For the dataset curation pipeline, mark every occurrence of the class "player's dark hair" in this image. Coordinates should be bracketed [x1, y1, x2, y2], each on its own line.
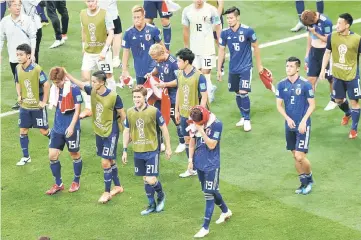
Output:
[190, 108, 203, 122]
[16, 43, 31, 55]
[339, 13, 353, 26]
[92, 71, 107, 82]
[175, 48, 195, 64]
[224, 6, 240, 16]
[286, 57, 301, 67]
[132, 85, 147, 97]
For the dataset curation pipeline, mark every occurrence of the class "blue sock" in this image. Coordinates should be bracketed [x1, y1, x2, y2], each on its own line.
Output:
[295, 0, 305, 20]
[339, 100, 351, 116]
[73, 158, 83, 183]
[20, 134, 29, 158]
[351, 108, 360, 131]
[0, 1, 6, 20]
[177, 125, 185, 144]
[145, 183, 156, 206]
[163, 24, 171, 51]
[203, 193, 215, 230]
[214, 191, 228, 213]
[111, 163, 121, 186]
[236, 94, 244, 117]
[185, 144, 189, 158]
[240, 94, 251, 120]
[50, 160, 62, 186]
[152, 180, 164, 200]
[306, 172, 313, 184]
[103, 167, 112, 192]
[316, 0, 324, 13]
[299, 174, 308, 186]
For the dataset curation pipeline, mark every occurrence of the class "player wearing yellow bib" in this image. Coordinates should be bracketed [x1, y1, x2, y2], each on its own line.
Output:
[80, 0, 115, 119]
[320, 13, 361, 139]
[174, 48, 208, 178]
[122, 86, 172, 215]
[67, 70, 126, 204]
[15, 43, 50, 166]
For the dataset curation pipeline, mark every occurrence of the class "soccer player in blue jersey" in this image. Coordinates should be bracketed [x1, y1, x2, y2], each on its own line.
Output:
[15, 43, 50, 166]
[188, 106, 232, 238]
[46, 67, 83, 195]
[218, 6, 264, 132]
[122, 85, 172, 215]
[291, 0, 324, 32]
[301, 10, 339, 112]
[148, 43, 186, 153]
[121, 5, 163, 85]
[276, 57, 315, 195]
[67, 70, 126, 203]
[143, 0, 172, 51]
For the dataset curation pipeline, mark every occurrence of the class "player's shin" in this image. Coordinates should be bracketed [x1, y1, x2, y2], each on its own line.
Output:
[316, 0, 324, 14]
[338, 99, 351, 116]
[236, 94, 244, 117]
[50, 160, 62, 186]
[214, 191, 228, 213]
[163, 24, 172, 51]
[295, 0, 305, 19]
[81, 91, 91, 109]
[203, 192, 215, 230]
[111, 163, 121, 186]
[103, 167, 112, 193]
[151, 180, 164, 200]
[144, 181, 156, 206]
[20, 134, 29, 158]
[240, 93, 251, 120]
[350, 108, 360, 131]
[72, 157, 83, 184]
[204, 74, 214, 100]
[177, 125, 185, 144]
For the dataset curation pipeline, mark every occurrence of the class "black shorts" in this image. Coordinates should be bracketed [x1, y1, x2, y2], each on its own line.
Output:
[113, 16, 122, 34]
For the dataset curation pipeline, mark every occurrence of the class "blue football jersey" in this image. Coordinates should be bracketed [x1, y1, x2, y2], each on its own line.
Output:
[155, 54, 178, 104]
[276, 77, 314, 131]
[219, 24, 257, 73]
[122, 24, 162, 77]
[308, 14, 333, 40]
[194, 119, 222, 172]
[53, 84, 83, 134]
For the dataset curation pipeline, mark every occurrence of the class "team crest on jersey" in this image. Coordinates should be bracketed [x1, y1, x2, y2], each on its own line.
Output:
[145, 34, 151, 41]
[164, 65, 169, 74]
[239, 34, 245, 42]
[295, 88, 302, 95]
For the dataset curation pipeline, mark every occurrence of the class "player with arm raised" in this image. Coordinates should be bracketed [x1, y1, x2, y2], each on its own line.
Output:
[182, 0, 221, 103]
[276, 57, 315, 195]
[174, 48, 208, 178]
[301, 10, 338, 111]
[320, 13, 361, 139]
[46, 67, 83, 195]
[15, 43, 50, 166]
[217, 6, 264, 132]
[67, 71, 126, 204]
[122, 85, 172, 215]
[188, 106, 232, 238]
[121, 5, 163, 85]
[79, 0, 115, 119]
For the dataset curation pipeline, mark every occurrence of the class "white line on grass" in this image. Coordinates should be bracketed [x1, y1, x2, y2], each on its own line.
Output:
[1, 18, 360, 118]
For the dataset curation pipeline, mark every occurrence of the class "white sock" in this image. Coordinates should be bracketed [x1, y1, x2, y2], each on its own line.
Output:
[204, 74, 213, 96]
[107, 76, 116, 91]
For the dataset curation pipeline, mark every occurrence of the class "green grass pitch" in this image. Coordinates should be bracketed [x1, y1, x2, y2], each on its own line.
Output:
[1, 1, 361, 239]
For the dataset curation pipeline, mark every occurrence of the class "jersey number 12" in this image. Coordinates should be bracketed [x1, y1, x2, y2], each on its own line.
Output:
[196, 24, 202, 32]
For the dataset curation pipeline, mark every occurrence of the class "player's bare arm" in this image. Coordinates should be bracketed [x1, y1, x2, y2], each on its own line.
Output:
[81, 25, 86, 54]
[217, 0, 224, 16]
[276, 98, 296, 129]
[299, 98, 315, 134]
[175, 89, 180, 124]
[66, 103, 81, 138]
[116, 108, 126, 123]
[200, 91, 208, 108]
[66, 73, 87, 91]
[188, 137, 195, 170]
[319, 49, 331, 80]
[183, 25, 190, 48]
[217, 45, 226, 81]
[122, 127, 130, 164]
[40, 81, 50, 108]
[305, 34, 311, 60]
[16, 82, 22, 103]
[100, 29, 114, 60]
[214, 24, 221, 43]
[251, 41, 264, 73]
[121, 48, 130, 77]
[159, 124, 172, 159]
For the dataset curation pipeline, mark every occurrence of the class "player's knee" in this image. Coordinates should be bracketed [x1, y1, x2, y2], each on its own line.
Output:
[101, 159, 111, 169]
[144, 176, 157, 185]
[20, 128, 29, 135]
[49, 149, 60, 160]
[294, 151, 305, 163]
[334, 98, 344, 105]
[160, 18, 170, 26]
[69, 152, 80, 159]
[39, 128, 48, 136]
[202, 69, 211, 74]
[350, 100, 359, 108]
[238, 90, 248, 95]
[184, 136, 190, 144]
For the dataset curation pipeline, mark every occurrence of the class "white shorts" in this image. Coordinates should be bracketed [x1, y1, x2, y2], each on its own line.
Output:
[193, 55, 216, 70]
[81, 51, 113, 74]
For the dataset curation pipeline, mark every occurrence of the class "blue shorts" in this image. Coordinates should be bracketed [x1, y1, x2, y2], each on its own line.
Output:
[134, 151, 160, 176]
[136, 76, 147, 85]
[307, 47, 332, 80]
[228, 69, 253, 92]
[180, 116, 190, 137]
[96, 132, 119, 160]
[197, 168, 220, 193]
[18, 107, 49, 129]
[144, 0, 172, 19]
[49, 129, 80, 152]
[332, 77, 361, 100]
[285, 126, 311, 153]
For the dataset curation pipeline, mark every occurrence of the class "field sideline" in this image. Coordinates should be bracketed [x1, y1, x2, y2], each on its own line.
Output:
[1, 1, 361, 240]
